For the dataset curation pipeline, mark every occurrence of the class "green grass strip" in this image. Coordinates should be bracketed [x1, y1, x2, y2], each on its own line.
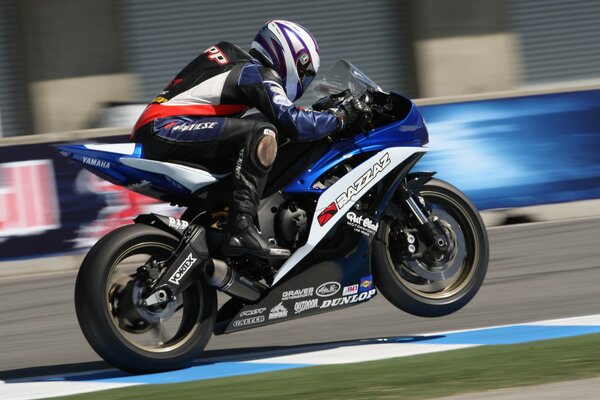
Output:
[54, 333, 600, 400]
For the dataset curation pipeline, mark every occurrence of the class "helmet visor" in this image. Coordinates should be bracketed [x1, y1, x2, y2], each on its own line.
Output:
[301, 69, 316, 90]
[296, 52, 317, 91]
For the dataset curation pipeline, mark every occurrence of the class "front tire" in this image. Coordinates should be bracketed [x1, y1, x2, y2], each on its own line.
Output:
[373, 179, 489, 317]
[75, 224, 216, 373]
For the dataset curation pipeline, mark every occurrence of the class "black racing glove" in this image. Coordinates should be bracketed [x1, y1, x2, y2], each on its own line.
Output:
[312, 90, 350, 111]
[330, 93, 372, 132]
[311, 96, 336, 112]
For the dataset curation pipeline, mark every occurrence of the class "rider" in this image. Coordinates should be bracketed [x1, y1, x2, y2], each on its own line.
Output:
[132, 19, 371, 259]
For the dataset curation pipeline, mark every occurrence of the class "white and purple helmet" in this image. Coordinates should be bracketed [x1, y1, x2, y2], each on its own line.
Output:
[251, 20, 320, 101]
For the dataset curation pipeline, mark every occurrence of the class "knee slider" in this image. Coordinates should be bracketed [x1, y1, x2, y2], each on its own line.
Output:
[255, 128, 278, 168]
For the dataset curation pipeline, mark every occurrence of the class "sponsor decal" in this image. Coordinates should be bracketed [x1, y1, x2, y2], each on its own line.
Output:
[273, 94, 293, 106]
[269, 83, 287, 97]
[298, 52, 310, 65]
[282, 287, 314, 301]
[320, 289, 377, 309]
[359, 275, 373, 293]
[239, 307, 266, 317]
[294, 298, 319, 314]
[82, 156, 110, 169]
[172, 122, 218, 131]
[168, 253, 197, 285]
[263, 129, 276, 138]
[235, 148, 244, 179]
[126, 180, 151, 192]
[268, 82, 293, 106]
[153, 96, 168, 104]
[268, 302, 288, 320]
[345, 212, 379, 236]
[204, 45, 229, 65]
[343, 284, 358, 296]
[317, 202, 338, 226]
[232, 315, 265, 327]
[336, 152, 391, 210]
[316, 282, 341, 297]
[168, 217, 189, 230]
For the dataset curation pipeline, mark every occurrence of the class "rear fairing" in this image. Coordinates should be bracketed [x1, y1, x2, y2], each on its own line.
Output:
[56, 143, 222, 206]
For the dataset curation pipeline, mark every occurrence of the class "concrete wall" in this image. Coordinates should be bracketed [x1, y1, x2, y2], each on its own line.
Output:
[412, 0, 521, 97]
[19, 0, 137, 134]
[29, 73, 137, 133]
[3, 0, 532, 135]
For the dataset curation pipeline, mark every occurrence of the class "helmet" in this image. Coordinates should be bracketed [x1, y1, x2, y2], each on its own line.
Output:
[251, 20, 320, 101]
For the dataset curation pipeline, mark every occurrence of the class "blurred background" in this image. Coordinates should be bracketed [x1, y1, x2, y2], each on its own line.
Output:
[0, 0, 599, 137]
[0, 1, 600, 391]
[1, 0, 599, 259]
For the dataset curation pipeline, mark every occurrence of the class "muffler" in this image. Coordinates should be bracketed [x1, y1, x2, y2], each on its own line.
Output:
[204, 258, 267, 302]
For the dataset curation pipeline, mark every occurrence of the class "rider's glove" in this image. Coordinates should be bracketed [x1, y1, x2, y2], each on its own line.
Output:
[312, 90, 349, 111]
[329, 94, 372, 132]
[312, 96, 336, 112]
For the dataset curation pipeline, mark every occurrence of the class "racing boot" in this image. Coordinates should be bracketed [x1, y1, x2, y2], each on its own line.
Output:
[222, 123, 290, 259]
[224, 212, 290, 259]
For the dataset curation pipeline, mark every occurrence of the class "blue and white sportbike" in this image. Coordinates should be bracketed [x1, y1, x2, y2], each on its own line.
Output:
[58, 60, 489, 373]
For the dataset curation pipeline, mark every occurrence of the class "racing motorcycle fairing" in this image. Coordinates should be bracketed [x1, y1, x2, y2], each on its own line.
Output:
[55, 89, 428, 207]
[58, 59, 434, 332]
[56, 142, 222, 206]
[64, 59, 489, 373]
[271, 146, 428, 286]
[283, 92, 429, 195]
[220, 151, 428, 333]
[222, 221, 375, 333]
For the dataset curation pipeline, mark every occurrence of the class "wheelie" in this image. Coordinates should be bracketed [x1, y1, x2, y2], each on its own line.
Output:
[57, 20, 489, 373]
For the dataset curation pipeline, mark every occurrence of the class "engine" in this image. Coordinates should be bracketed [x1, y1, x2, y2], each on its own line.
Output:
[275, 203, 308, 249]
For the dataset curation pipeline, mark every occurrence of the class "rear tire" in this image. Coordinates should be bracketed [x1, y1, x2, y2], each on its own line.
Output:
[373, 179, 488, 317]
[75, 224, 216, 373]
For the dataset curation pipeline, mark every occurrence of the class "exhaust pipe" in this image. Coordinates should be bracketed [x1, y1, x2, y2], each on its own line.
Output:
[204, 258, 267, 302]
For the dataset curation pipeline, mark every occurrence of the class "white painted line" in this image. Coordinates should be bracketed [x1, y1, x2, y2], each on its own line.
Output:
[3, 313, 600, 400]
[527, 314, 600, 326]
[246, 343, 476, 365]
[405, 313, 600, 338]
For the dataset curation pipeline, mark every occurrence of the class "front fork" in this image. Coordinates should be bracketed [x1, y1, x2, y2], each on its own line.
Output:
[396, 180, 451, 262]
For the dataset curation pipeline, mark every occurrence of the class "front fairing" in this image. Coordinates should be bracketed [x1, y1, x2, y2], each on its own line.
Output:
[284, 92, 429, 194]
[358, 92, 429, 150]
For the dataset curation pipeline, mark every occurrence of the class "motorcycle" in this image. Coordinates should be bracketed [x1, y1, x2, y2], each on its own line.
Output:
[57, 60, 489, 373]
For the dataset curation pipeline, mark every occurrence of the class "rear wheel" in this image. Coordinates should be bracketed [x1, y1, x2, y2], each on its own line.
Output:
[373, 179, 488, 317]
[75, 224, 216, 373]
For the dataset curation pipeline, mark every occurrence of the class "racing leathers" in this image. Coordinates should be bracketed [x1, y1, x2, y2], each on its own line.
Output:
[132, 42, 343, 258]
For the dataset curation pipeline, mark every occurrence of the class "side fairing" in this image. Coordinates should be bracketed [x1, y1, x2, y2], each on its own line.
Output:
[273, 146, 428, 285]
[223, 221, 376, 334]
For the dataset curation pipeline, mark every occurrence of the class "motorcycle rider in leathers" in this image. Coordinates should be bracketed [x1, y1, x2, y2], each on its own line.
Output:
[132, 20, 371, 259]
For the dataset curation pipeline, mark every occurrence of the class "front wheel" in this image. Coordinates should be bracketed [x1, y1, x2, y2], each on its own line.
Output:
[75, 224, 216, 373]
[373, 179, 489, 317]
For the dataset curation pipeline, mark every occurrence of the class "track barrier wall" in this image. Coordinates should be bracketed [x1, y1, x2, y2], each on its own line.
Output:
[0, 89, 599, 260]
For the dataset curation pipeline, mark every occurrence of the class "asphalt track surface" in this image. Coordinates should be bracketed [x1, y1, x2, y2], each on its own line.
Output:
[1, 217, 599, 380]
